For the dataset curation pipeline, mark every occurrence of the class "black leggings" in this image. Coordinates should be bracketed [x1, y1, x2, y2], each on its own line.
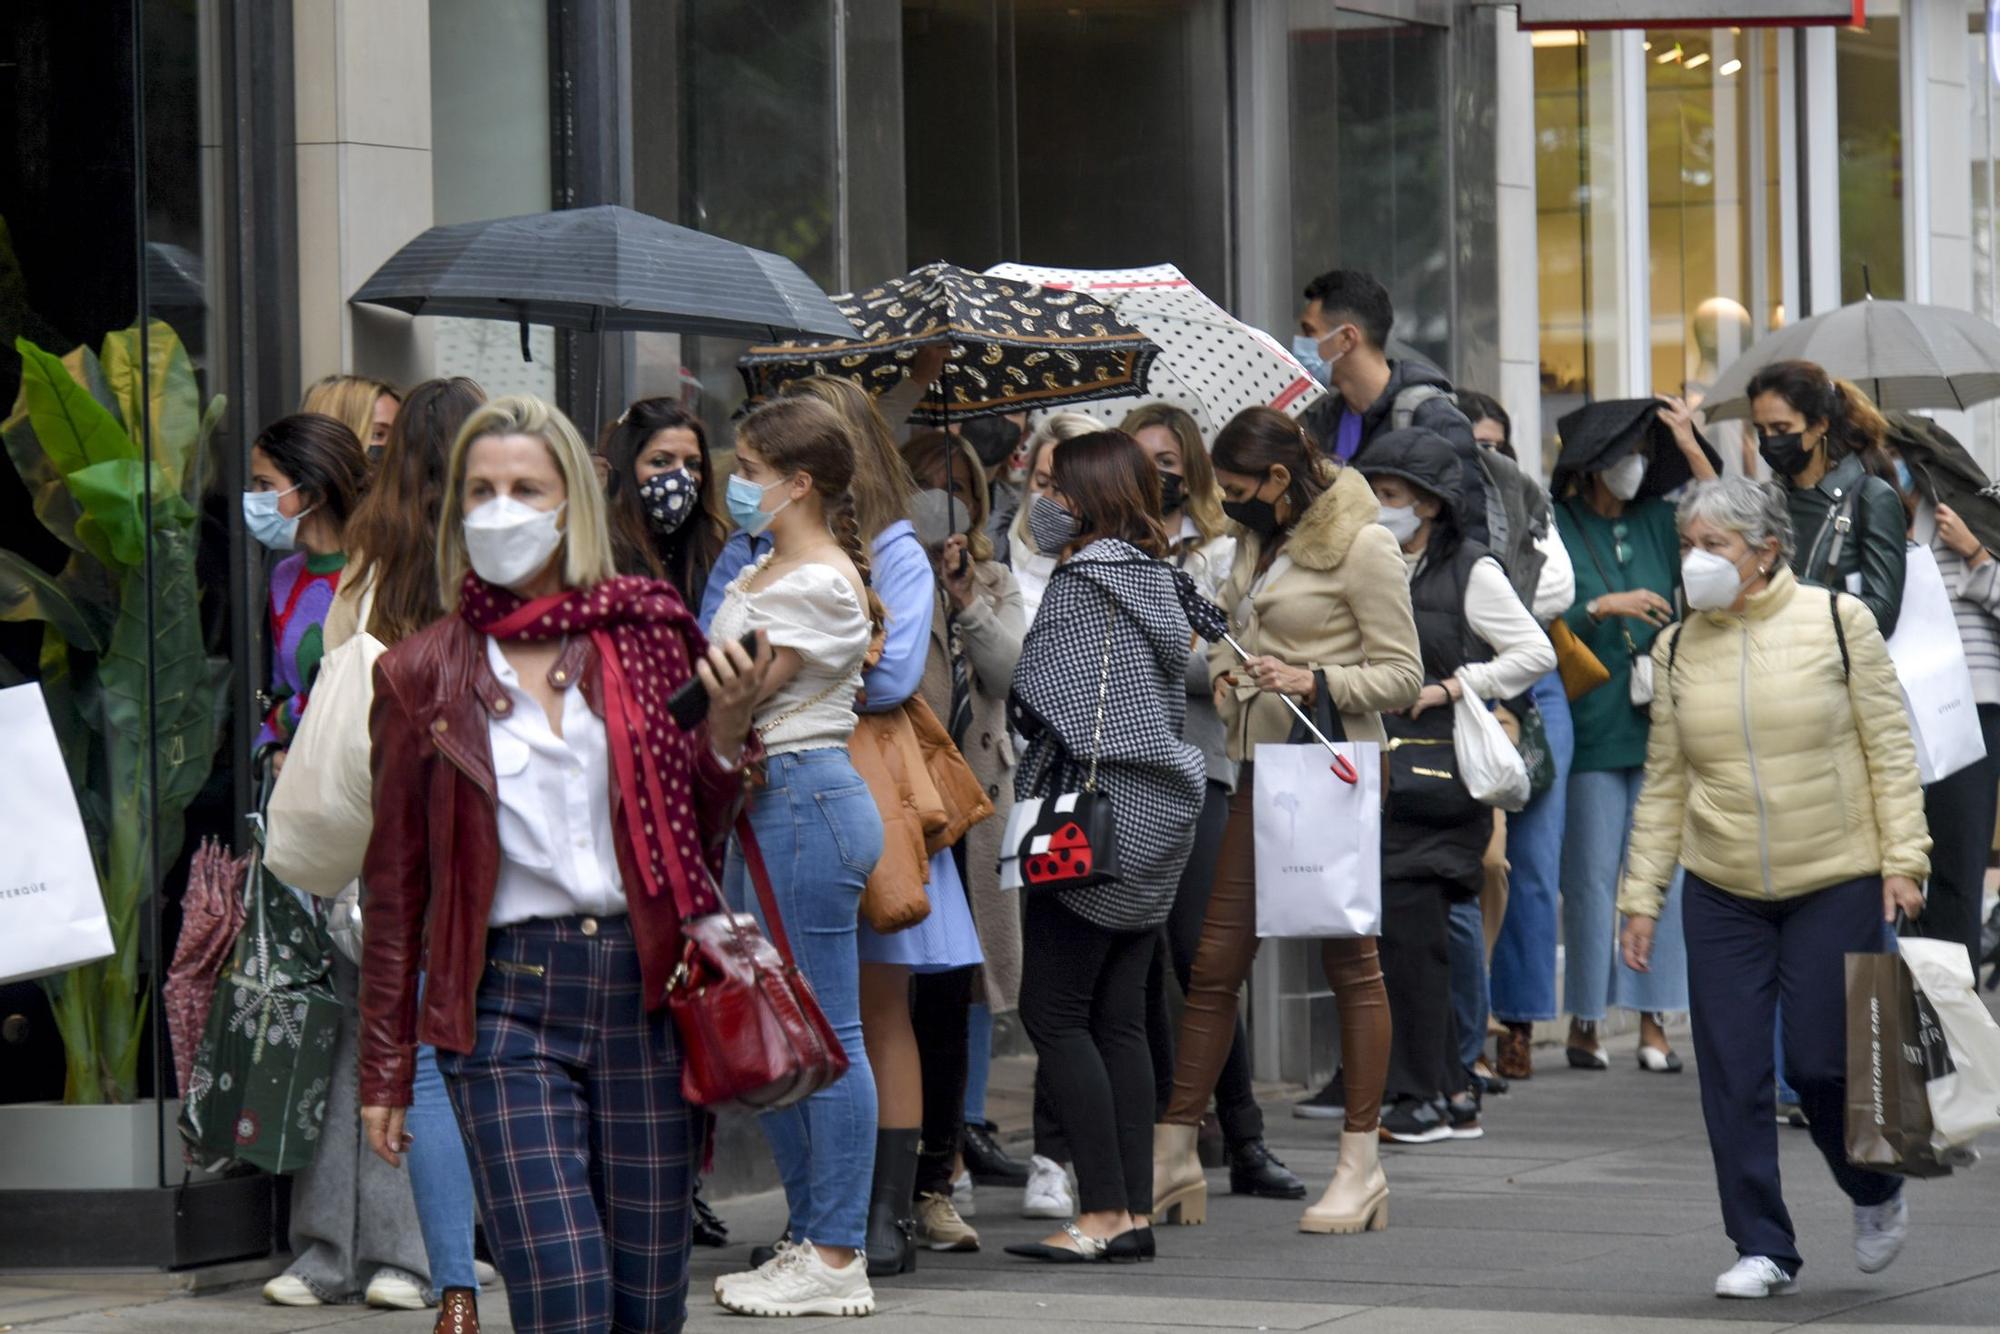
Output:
[1019, 894, 1156, 1215]
[1380, 876, 1462, 1103]
[1146, 781, 1261, 1144]
[912, 965, 975, 1197]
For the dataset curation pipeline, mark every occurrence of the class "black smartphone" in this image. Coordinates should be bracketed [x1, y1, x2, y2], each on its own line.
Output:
[667, 630, 761, 731]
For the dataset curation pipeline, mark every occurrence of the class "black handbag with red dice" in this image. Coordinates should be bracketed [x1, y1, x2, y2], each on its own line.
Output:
[999, 594, 1122, 894]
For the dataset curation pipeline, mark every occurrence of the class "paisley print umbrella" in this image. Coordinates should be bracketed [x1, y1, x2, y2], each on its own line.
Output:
[737, 260, 1159, 422]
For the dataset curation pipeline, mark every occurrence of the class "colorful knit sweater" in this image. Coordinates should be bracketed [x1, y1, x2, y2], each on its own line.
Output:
[256, 550, 345, 751]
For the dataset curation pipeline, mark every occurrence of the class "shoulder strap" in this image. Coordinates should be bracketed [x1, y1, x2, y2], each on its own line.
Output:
[1828, 590, 1850, 681]
[1808, 487, 1861, 582]
[732, 813, 798, 967]
[1391, 383, 1451, 432]
[1565, 500, 1625, 595]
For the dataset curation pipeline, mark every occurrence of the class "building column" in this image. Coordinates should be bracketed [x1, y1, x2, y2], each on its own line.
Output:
[1912, 0, 1979, 456]
[1493, 6, 1542, 475]
[293, 0, 434, 390]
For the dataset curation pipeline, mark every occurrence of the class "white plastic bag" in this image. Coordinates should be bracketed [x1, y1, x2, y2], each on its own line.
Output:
[1453, 691, 1530, 813]
[264, 628, 385, 897]
[1886, 544, 1985, 785]
[1898, 936, 2000, 1149]
[0, 684, 114, 984]
[1251, 739, 1383, 938]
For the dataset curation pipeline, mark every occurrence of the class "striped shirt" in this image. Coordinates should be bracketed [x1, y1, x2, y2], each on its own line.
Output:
[1916, 504, 2000, 706]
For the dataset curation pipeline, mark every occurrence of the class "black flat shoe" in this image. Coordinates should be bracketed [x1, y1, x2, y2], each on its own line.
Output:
[748, 1231, 789, 1268]
[690, 1182, 729, 1247]
[1227, 1139, 1307, 1199]
[961, 1120, 1030, 1186]
[1004, 1223, 1112, 1264]
[1108, 1226, 1154, 1262]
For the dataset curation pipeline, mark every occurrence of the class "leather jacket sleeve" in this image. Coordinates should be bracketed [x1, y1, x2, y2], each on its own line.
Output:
[357, 659, 430, 1108]
[1852, 477, 1910, 639]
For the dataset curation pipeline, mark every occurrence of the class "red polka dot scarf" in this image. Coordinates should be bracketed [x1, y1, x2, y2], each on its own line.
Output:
[459, 572, 715, 915]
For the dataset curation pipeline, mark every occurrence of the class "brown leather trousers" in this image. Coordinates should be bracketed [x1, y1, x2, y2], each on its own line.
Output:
[1166, 766, 1390, 1133]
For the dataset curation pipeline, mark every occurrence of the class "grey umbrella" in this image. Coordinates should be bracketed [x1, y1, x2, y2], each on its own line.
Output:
[1701, 299, 2000, 420]
[350, 204, 855, 346]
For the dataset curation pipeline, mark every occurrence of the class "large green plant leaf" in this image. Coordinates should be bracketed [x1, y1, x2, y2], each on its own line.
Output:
[15, 337, 135, 475]
[101, 321, 196, 494]
[3, 401, 85, 554]
[0, 549, 109, 651]
[186, 392, 227, 507]
[63, 460, 149, 567]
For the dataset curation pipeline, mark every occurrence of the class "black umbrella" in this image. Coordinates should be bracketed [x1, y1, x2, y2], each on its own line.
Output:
[352, 204, 855, 348]
[1550, 398, 1721, 501]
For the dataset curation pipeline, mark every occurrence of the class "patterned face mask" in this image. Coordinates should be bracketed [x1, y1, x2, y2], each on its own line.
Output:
[638, 467, 699, 537]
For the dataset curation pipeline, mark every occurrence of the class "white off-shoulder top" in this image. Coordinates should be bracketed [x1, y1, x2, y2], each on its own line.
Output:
[708, 555, 872, 756]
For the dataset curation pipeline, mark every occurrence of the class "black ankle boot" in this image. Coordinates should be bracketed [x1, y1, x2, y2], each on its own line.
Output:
[690, 1179, 729, 1247]
[1226, 1138, 1307, 1199]
[961, 1120, 1029, 1186]
[865, 1127, 921, 1277]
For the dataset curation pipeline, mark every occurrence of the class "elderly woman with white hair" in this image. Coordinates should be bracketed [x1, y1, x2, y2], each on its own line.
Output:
[1617, 477, 1930, 1302]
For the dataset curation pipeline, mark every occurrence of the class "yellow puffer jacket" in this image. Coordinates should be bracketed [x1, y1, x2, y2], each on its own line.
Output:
[1619, 568, 1930, 917]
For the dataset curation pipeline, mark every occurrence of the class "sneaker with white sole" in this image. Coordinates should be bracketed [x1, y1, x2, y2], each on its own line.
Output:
[951, 1168, 977, 1219]
[364, 1268, 427, 1310]
[714, 1240, 874, 1318]
[261, 1274, 321, 1307]
[1021, 1154, 1077, 1219]
[474, 1260, 499, 1288]
[1855, 1194, 1909, 1273]
[1714, 1255, 1799, 1299]
[914, 1191, 980, 1251]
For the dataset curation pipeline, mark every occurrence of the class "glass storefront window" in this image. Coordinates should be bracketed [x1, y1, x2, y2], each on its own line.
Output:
[1838, 5, 1905, 302]
[1288, 4, 1451, 367]
[1531, 28, 1600, 437]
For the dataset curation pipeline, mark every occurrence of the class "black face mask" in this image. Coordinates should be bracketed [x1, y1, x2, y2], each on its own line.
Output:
[1759, 431, 1813, 479]
[1222, 496, 1281, 538]
[1157, 470, 1186, 514]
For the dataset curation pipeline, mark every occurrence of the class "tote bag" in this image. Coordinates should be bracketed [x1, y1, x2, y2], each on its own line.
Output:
[1897, 936, 2000, 1149]
[1252, 676, 1383, 939]
[1844, 948, 1957, 1178]
[0, 684, 115, 985]
[265, 584, 384, 897]
[1885, 543, 1985, 785]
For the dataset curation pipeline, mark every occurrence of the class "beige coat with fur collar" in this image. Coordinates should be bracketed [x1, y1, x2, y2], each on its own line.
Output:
[1210, 464, 1423, 758]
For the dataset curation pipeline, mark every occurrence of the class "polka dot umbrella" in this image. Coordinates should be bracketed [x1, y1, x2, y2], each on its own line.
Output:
[985, 262, 1327, 443]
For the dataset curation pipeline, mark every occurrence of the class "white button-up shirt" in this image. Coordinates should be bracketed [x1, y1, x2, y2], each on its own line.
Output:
[484, 637, 627, 927]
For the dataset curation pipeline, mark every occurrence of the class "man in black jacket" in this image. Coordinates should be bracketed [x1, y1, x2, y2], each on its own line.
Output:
[1296, 269, 1488, 545]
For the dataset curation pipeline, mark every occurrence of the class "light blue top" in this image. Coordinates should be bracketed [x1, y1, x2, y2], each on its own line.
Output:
[698, 530, 770, 632]
[862, 520, 929, 713]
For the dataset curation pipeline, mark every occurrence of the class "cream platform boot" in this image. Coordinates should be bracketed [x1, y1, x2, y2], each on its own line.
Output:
[1299, 1130, 1389, 1234]
[1151, 1123, 1208, 1225]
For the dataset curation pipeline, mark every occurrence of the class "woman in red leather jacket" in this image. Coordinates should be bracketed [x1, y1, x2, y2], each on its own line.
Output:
[357, 393, 766, 1334]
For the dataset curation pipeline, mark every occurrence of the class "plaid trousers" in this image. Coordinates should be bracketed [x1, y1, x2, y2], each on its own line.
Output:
[438, 915, 699, 1334]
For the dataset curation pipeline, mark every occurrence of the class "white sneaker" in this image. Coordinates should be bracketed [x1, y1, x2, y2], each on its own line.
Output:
[1855, 1194, 1909, 1273]
[713, 1240, 875, 1318]
[364, 1268, 428, 1310]
[1021, 1154, 1076, 1219]
[951, 1168, 977, 1218]
[474, 1260, 499, 1288]
[261, 1274, 321, 1307]
[1714, 1255, 1799, 1299]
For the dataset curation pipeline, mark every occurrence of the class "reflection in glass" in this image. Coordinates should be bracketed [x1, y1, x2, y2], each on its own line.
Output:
[1837, 12, 1904, 302]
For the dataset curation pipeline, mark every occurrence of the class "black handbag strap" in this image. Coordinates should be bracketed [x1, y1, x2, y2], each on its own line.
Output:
[1286, 668, 1350, 746]
[1566, 501, 1641, 658]
[1805, 488, 1860, 587]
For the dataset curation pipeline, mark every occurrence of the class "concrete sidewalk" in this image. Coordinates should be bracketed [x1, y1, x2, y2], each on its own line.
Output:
[5, 1035, 1999, 1332]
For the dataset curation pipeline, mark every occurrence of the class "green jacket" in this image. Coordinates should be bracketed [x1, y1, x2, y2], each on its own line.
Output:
[1785, 454, 1908, 638]
[1556, 497, 1680, 774]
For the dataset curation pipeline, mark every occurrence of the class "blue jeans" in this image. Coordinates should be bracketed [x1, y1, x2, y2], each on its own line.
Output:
[1447, 898, 1487, 1073]
[1561, 766, 1689, 1020]
[724, 749, 884, 1249]
[963, 1003, 993, 1124]
[407, 1038, 480, 1292]
[1490, 673, 1573, 1022]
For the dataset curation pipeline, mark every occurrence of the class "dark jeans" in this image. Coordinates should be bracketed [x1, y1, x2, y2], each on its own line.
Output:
[1019, 894, 1156, 1216]
[1683, 872, 1901, 1273]
[1380, 876, 1461, 1103]
[912, 965, 975, 1197]
[1918, 700, 2000, 967]
[1146, 781, 1262, 1144]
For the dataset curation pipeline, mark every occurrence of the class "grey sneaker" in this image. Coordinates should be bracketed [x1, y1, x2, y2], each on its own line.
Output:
[1855, 1194, 1909, 1273]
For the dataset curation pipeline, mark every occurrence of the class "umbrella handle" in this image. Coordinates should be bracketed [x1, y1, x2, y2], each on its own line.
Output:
[1220, 632, 1356, 781]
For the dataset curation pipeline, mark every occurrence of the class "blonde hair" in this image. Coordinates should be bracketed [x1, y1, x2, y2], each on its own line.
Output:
[1118, 402, 1226, 543]
[302, 373, 400, 446]
[779, 375, 917, 543]
[437, 394, 617, 607]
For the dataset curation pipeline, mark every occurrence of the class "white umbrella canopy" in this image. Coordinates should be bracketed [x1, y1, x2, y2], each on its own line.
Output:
[984, 262, 1326, 441]
[1701, 299, 2000, 421]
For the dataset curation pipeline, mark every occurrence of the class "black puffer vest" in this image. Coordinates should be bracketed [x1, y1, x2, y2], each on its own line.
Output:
[1408, 538, 1494, 684]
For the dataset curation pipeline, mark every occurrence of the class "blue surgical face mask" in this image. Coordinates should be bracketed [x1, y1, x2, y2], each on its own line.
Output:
[1893, 457, 1914, 494]
[243, 485, 310, 551]
[726, 472, 792, 537]
[1292, 333, 1331, 385]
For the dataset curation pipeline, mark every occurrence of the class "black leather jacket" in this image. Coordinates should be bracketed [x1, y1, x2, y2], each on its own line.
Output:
[1785, 453, 1909, 638]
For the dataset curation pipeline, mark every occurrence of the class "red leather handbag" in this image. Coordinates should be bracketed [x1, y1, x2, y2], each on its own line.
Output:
[666, 814, 849, 1111]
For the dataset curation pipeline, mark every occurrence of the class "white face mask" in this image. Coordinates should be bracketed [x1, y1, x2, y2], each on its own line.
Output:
[1682, 548, 1752, 612]
[464, 495, 566, 590]
[1377, 502, 1422, 546]
[1602, 453, 1648, 502]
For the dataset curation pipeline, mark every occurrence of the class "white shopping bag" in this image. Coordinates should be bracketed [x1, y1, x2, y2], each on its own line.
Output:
[1898, 936, 2000, 1149]
[1251, 740, 1383, 938]
[0, 684, 114, 984]
[1453, 691, 1530, 813]
[1887, 544, 1985, 785]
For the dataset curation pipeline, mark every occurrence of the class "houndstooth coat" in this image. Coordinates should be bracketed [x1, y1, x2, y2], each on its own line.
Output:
[1010, 540, 1204, 932]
